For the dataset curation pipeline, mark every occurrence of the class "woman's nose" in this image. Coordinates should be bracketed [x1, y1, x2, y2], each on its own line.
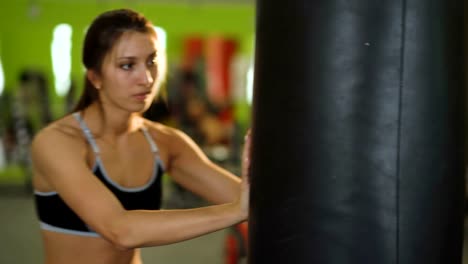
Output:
[138, 67, 154, 86]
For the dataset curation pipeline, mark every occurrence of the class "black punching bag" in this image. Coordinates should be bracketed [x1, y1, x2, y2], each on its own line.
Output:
[249, 1, 466, 264]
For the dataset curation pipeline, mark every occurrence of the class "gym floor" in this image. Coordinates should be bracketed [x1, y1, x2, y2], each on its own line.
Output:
[0, 190, 467, 264]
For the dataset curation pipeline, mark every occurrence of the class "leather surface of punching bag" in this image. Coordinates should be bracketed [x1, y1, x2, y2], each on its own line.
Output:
[248, 1, 466, 263]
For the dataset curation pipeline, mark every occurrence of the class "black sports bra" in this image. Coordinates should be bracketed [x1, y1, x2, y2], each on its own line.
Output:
[34, 112, 164, 237]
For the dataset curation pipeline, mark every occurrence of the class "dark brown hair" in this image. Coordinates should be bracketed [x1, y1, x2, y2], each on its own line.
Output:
[72, 9, 157, 112]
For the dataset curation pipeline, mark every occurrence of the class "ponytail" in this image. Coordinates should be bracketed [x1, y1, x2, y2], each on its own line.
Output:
[71, 76, 99, 113]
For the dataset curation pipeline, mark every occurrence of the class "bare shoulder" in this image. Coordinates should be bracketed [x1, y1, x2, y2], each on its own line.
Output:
[31, 115, 90, 189]
[142, 119, 188, 142]
[142, 119, 207, 161]
[31, 115, 87, 158]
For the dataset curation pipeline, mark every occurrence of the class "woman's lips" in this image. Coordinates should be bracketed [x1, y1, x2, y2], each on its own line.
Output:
[133, 92, 150, 101]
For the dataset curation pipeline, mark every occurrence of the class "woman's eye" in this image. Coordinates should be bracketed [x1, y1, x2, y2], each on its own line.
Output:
[120, 63, 133, 70]
[148, 58, 157, 66]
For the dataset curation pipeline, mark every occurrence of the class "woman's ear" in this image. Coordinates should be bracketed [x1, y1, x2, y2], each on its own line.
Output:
[87, 70, 102, 89]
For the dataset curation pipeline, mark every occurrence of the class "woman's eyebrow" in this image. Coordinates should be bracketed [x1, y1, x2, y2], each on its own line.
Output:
[116, 56, 137, 60]
[117, 51, 157, 60]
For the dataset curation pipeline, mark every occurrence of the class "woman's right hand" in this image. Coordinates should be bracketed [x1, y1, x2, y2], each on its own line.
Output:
[239, 129, 252, 220]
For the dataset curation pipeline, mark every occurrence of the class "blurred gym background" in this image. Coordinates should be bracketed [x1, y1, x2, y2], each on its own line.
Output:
[0, 0, 253, 263]
[1, 1, 468, 264]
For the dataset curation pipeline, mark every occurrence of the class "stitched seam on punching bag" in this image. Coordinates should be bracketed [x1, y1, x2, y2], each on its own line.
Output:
[396, 0, 407, 263]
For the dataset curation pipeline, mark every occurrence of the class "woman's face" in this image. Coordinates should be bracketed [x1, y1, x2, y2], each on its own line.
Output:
[94, 31, 159, 113]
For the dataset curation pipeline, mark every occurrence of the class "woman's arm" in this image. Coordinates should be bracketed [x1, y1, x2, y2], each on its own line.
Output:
[161, 126, 243, 204]
[31, 127, 250, 250]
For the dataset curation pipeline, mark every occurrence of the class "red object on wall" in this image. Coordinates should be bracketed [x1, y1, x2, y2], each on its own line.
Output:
[182, 36, 205, 71]
[224, 222, 248, 264]
[181, 35, 238, 130]
[205, 36, 238, 107]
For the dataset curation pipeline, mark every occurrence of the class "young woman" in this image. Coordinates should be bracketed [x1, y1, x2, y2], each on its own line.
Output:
[31, 8, 250, 264]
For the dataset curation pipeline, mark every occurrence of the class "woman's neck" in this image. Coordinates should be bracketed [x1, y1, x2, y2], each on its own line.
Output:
[83, 103, 143, 138]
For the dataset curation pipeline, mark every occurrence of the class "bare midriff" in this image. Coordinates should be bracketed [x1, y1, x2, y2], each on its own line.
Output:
[40, 230, 142, 264]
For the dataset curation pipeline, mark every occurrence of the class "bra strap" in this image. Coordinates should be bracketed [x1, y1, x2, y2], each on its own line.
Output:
[72, 112, 100, 155]
[141, 126, 159, 154]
